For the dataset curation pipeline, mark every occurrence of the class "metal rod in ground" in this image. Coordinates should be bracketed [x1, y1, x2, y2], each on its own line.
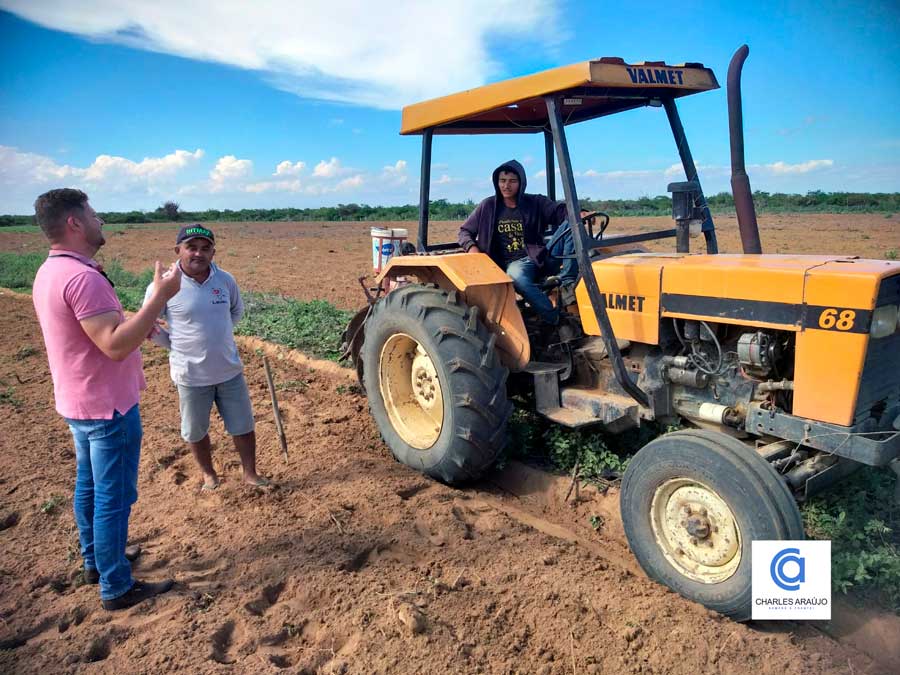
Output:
[564, 458, 581, 502]
[262, 355, 288, 461]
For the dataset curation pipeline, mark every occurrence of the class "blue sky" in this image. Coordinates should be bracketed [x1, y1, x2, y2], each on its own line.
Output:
[1, 0, 898, 214]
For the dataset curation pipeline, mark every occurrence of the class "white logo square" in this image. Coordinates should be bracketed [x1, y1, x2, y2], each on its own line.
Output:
[752, 540, 831, 620]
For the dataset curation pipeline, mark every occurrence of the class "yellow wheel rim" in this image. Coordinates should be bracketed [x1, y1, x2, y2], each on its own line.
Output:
[379, 333, 444, 449]
[650, 478, 742, 584]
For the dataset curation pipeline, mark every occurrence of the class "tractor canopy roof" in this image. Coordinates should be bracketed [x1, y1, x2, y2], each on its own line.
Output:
[400, 58, 719, 136]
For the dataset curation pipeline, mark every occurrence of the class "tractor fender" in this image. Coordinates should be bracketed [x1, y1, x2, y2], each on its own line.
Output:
[376, 252, 530, 371]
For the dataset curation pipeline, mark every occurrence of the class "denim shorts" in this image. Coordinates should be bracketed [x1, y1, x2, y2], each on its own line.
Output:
[176, 373, 255, 442]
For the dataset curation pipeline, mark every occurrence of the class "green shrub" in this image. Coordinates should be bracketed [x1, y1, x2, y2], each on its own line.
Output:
[235, 293, 352, 361]
[102, 259, 153, 289]
[0, 252, 44, 290]
[801, 466, 900, 610]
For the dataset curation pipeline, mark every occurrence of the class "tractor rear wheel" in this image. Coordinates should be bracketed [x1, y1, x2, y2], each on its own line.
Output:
[620, 429, 804, 620]
[361, 284, 511, 484]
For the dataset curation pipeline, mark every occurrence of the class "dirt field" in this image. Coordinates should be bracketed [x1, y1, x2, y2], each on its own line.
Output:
[1, 215, 899, 673]
[1, 213, 897, 310]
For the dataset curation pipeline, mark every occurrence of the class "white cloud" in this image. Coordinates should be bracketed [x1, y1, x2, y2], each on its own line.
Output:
[245, 179, 301, 194]
[313, 157, 344, 178]
[0, 0, 560, 109]
[381, 160, 408, 187]
[0, 146, 205, 188]
[436, 174, 453, 185]
[383, 160, 407, 175]
[337, 174, 365, 190]
[765, 159, 834, 175]
[209, 155, 253, 191]
[0, 146, 77, 184]
[83, 149, 205, 182]
[273, 160, 306, 177]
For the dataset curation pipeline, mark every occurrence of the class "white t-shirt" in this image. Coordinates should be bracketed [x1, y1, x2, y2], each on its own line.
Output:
[144, 262, 244, 387]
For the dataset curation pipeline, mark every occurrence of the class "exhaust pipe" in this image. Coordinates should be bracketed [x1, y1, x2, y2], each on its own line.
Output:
[728, 45, 762, 254]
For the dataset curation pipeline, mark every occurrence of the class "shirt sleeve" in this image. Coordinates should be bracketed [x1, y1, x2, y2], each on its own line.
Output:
[230, 276, 244, 324]
[64, 270, 121, 321]
[150, 325, 171, 349]
[458, 201, 485, 251]
[538, 196, 570, 230]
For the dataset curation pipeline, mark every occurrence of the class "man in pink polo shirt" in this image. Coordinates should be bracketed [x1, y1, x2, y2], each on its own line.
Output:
[32, 188, 181, 611]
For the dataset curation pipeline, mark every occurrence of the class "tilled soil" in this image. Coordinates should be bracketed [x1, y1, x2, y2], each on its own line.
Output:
[1, 213, 897, 310]
[0, 291, 891, 674]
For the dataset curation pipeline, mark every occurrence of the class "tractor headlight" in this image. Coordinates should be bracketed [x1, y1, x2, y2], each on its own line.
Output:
[870, 304, 899, 338]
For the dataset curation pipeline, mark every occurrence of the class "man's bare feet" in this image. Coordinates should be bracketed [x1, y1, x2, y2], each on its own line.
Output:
[201, 474, 220, 491]
[243, 473, 272, 488]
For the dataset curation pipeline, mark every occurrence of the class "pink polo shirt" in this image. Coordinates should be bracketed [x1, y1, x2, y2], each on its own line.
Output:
[32, 250, 145, 420]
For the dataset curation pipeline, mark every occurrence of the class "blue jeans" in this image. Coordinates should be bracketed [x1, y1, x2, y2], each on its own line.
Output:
[65, 405, 141, 600]
[505, 221, 577, 324]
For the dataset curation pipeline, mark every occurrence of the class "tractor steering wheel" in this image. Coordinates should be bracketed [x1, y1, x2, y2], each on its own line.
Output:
[581, 210, 610, 239]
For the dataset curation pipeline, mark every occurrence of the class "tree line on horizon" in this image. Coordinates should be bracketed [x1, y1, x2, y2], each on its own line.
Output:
[2, 191, 898, 227]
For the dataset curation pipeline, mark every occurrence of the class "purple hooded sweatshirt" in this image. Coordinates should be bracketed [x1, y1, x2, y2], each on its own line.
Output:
[457, 159, 569, 270]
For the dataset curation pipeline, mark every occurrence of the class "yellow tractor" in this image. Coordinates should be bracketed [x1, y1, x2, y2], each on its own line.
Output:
[342, 46, 900, 620]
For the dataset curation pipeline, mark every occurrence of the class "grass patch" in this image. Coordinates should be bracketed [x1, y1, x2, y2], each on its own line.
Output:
[102, 260, 154, 311]
[802, 466, 900, 611]
[235, 293, 352, 361]
[15, 345, 38, 360]
[276, 379, 310, 393]
[0, 252, 44, 290]
[0, 252, 351, 359]
[0, 223, 133, 234]
[0, 386, 23, 410]
[503, 403, 659, 480]
[39, 494, 65, 515]
[0, 253, 153, 308]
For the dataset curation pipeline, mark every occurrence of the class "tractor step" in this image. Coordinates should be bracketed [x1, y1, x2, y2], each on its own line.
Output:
[539, 405, 603, 428]
[538, 389, 640, 429]
[561, 388, 640, 427]
[524, 358, 641, 429]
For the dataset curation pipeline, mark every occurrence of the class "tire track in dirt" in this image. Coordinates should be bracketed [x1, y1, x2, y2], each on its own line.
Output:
[0, 291, 893, 674]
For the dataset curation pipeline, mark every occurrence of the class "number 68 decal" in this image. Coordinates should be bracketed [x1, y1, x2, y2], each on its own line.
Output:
[818, 308, 856, 331]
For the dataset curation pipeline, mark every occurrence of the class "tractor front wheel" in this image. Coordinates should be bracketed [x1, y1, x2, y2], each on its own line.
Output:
[620, 429, 804, 620]
[361, 284, 511, 484]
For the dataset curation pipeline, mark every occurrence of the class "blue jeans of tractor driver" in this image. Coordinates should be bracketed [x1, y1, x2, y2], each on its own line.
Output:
[506, 221, 577, 325]
[65, 404, 141, 600]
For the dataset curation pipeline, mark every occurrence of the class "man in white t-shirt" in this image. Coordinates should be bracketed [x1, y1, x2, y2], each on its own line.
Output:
[144, 224, 268, 491]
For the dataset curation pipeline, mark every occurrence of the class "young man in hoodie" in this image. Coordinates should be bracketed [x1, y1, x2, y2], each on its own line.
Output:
[457, 159, 583, 326]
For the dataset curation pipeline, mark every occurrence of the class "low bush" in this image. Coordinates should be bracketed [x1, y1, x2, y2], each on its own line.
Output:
[802, 466, 900, 611]
[235, 293, 352, 361]
[0, 252, 44, 290]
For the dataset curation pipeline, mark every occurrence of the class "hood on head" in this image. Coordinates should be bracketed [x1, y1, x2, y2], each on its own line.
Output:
[492, 159, 526, 198]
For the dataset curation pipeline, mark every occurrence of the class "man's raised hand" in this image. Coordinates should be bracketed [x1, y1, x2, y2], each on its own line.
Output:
[154, 261, 182, 300]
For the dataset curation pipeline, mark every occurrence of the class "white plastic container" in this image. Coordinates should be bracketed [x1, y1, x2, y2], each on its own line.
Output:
[371, 227, 408, 273]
